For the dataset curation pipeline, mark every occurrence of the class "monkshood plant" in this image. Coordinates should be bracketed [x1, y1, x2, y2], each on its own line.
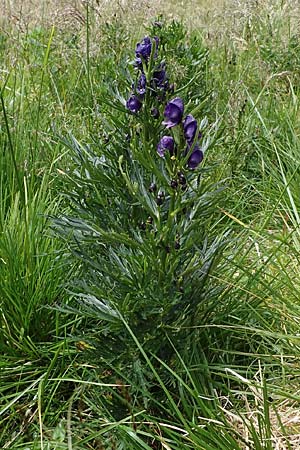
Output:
[55, 33, 225, 372]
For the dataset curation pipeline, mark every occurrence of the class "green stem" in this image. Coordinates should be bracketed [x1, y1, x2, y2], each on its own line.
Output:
[34, 26, 55, 158]
[0, 86, 23, 201]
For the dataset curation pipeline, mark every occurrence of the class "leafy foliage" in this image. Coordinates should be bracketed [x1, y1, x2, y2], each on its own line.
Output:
[53, 29, 225, 376]
[2, 4, 300, 449]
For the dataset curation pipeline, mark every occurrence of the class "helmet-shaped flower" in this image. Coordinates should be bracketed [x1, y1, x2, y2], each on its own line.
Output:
[137, 73, 146, 96]
[135, 36, 159, 62]
[183, 114, 198, 144]
[162, 97, 184, 128]
[152, 64, 167, 89]
[187, 145, 204, 169]
[126, 95, 142, 113]
[157, 136, 175, 157]
[135, 36, 152, 60]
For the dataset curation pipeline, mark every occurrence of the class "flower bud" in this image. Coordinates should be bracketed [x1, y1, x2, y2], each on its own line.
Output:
[146, 216, 153, 225]
[183, 114, 198, 144]
[174, 240, 180, 250]
[126, 95, 142, 113]
[170, 179, 178, 189]
[149, 182, 157, 193]
[157, 136, 175, 157]
[137, 73, 146, 96]
[156, 191, 165, 205]
[177, 172, 186, 186]
[187, 145, 204, 170]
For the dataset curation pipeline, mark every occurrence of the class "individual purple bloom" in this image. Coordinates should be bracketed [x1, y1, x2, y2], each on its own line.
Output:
[152, 66, 167, 89]
[137, 73, 146, 96]
[187, 145, 204, 169]
[157, 136, 175, 157]
[135, 36, 159, 64]
[183, 114, 198, 144]
[126, 95, 142, 113]
[162, 97, 184, 128]
[136, 36, 152, 60]
[135, 36, 151, 61]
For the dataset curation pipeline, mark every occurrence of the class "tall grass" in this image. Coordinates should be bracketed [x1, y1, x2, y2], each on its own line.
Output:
[1, 1, 300, 449]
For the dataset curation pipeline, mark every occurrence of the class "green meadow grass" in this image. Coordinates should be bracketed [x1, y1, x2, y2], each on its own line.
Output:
[1, 1, 300, 448]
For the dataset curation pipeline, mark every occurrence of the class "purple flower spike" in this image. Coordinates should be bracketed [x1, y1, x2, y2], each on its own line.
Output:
[126, 95, 142, 113]
[187, 146, 204, 169]
[157, 136, 175, 157]
[137, 73, 146, 96]
[183, 114, 198, 144]
[163, 97, 184, 128]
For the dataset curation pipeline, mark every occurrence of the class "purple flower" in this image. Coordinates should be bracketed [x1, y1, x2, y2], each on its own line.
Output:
[152, 65, 167, 89]
[183, 114, 198, 144]
[126, 95, 142, 113]
[136, 36, 152, 60]
[135, 36, 159, 63]
[162, 97, 184, 128]
[187, 145, 203, 169]
[137, 73, 146, 96]
[134, 36, 159, 68]
[157, 136, 175, 157]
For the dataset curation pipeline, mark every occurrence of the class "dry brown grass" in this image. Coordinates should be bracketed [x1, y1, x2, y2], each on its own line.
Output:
[1, 0, 300, 52]
[1, 0, 298, 34]
[221, 368, 300, 450]
[227, 402, 300, 450]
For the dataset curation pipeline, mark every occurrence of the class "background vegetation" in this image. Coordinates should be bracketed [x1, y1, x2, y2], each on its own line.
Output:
[1, 1, 300, 448]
